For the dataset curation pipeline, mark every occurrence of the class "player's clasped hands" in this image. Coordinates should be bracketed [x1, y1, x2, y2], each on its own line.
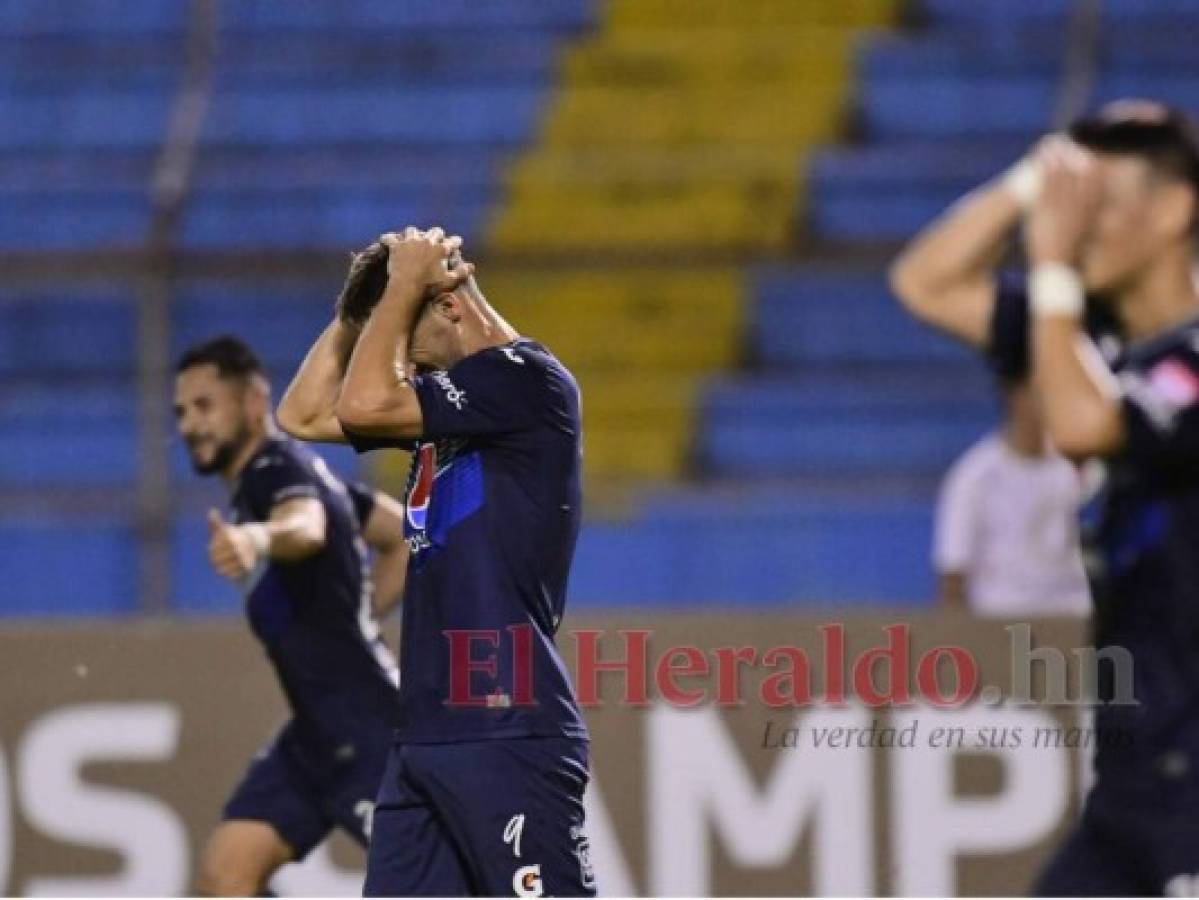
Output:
[1024, 137, 1103, 266]
[379, 226, 474, 299]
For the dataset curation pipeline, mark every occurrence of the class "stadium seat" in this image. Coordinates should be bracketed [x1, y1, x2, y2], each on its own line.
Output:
[0, 516, 138, 615]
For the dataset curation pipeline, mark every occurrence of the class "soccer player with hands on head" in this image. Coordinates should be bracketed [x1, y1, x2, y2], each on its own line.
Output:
[892, 102, 1199, 895]
[281, 226, 597, 897]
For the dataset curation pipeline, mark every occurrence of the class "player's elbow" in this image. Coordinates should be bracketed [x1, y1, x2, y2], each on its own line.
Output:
[1046, 414, 1122, 463]
[275, 398, 311, 439]
[889, 253, 938, 323]
[274, 522, 326, 561]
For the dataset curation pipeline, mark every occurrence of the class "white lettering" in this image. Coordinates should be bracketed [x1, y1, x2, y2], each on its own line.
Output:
[650, 705, 873, 896]
[17, 703, 188, 896]
[891, 705, 1070, 896]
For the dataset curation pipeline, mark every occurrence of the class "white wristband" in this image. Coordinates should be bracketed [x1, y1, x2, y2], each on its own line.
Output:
[242, 523, 271, 558]
[1029, 263, 1085, 318]
[1003, 157, 1043, 210]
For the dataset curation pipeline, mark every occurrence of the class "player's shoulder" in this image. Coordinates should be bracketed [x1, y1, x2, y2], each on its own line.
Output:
[246, 436, 318, 481]
[1122, 316, 1199, 379]
[475, 338, 559, 370]
[469, 339, 576, 392]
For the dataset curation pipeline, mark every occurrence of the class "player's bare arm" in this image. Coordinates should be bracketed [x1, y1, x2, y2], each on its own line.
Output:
[336, 227, 473, 439]
[889, 146, 1041, 347]
[1025, 141, 1126, 460]
[361, 491, 408, 619]
[277, 318, 359, 444]
[206, 496, 327, 581]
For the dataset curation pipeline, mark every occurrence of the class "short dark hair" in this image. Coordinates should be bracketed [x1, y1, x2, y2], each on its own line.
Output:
[336, 241, 390, 326]
[176, 335, 264, 380]
[1069, 101, 1199, 211]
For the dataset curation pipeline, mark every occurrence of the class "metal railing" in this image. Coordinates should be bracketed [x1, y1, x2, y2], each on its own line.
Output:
[1053, 0, 1104, 129]
[135, 0, 220, 612]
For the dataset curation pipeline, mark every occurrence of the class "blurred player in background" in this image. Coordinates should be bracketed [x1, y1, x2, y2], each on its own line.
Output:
[892, 101, 1199, 895]
[280, 228, 596, 896]
[173, 335, 407, 896]
[933, 377, 1090, 616]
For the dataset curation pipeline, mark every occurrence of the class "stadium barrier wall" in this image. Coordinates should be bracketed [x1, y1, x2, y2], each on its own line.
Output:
[0, 613, 1090, 896]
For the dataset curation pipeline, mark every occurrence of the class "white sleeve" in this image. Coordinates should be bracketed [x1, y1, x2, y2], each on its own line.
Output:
[933, 448, 984, 573]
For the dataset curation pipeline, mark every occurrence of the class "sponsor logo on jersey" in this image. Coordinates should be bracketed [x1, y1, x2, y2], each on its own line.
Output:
[1148, 357, 1199, 410]
[406, 443, 436, 531]
[571, 824, 596, 889]
[513, 864, 543, 898]
[431, 370, 467, 410]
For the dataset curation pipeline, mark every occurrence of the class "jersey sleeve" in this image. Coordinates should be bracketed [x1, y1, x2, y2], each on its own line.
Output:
[340, 426, 418, 455]
[346, 480, 377, 528]
[412, 347, 542, 439]
[240, 452, 320, 521]
[1118, 349, 1199, 480]
[987, 271, 1031, 383]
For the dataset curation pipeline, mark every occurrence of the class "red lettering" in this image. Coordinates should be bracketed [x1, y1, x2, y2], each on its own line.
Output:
[573, 629, 650, 707]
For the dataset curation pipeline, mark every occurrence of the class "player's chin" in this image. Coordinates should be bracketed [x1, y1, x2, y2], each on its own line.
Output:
[188, 452, 222, 476]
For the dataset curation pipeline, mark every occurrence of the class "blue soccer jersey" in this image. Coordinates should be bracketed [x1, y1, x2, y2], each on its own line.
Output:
[991, 277, 1199, 799]
[231, 435, 399, 765]
[347, 339, 589, 744]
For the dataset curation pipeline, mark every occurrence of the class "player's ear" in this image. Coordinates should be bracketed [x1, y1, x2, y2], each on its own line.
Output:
[433, 292, 463, 324]
[245, 374, 271, 418]
[1154, 182, 1196, 242]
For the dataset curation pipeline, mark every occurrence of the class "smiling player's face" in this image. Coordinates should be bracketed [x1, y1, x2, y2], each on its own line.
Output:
[174, 364, 257, 476]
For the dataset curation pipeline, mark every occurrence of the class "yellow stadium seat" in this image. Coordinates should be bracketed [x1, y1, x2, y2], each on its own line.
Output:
[479, 0, 898, 483]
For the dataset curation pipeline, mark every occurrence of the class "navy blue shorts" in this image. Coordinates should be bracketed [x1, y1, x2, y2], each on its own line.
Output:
[364, 737, 596, 897]
[223, 721, 389, 860]
[1035, 784, 1199, 895]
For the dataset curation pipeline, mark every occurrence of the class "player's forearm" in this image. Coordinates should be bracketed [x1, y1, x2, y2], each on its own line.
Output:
[262, 509, 327, 561]
[370, 543, 407, 619]
[1033, 315, 1124, 460]
[890, 179, 1021, 314]
[337, 278, 423, 435]
[278, 319, 358, 441]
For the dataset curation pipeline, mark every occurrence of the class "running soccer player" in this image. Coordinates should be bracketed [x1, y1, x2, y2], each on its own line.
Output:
[279, 228, 596, 897]
[173, 335, 407, 896]
[891, 102, 1199, 895]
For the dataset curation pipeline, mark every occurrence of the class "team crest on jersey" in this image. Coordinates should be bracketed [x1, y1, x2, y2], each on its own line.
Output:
[406, 443, 437, 531]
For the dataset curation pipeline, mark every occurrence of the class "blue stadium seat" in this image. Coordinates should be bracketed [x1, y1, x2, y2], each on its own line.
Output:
[0, 89, 174, 150]
[570, 497, 935, 606]
[0, 293, 137, 376]
[219, 0, 597, 33]
[0, 516, 138, 615]
[213, 33, 562, 87]
[807, 141, 1027, 241]
[750, 269, 979, 366]
[200, 86, 549, 147]
[862, 27, 1199, 80]
[182, 191, 493, 250]
[0, 0, 186, 37]
[172, 287, 338, 370]
[0, 423, 136, 486]
[859, 76, 1059, 140]
[0, 193, 150, 248]
[171, 515, 241, 615]
[918, 0, 1199, 26]
[699, 416, 992, 478]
